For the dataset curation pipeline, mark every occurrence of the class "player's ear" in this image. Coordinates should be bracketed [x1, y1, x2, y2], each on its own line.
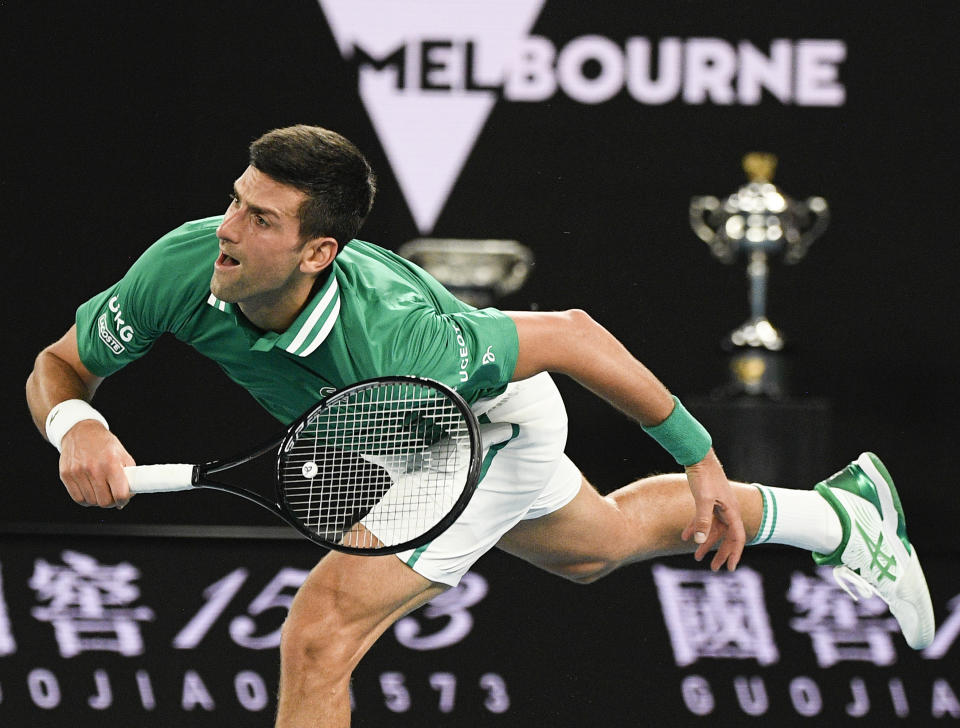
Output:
[300, 236, 338, 274]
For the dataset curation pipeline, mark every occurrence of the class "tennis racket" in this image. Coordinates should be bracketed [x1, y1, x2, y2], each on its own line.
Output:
[124, 376, 487, 555]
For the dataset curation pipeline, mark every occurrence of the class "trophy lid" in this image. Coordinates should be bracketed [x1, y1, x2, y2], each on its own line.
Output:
[743, 152, 778, 183]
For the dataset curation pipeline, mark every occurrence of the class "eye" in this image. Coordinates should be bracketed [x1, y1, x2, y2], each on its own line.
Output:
[227, 193, 239, 207]
[254, 214, 268, 227]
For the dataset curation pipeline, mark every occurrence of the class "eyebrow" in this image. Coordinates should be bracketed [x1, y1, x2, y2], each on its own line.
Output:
[232, 184, 287, 222]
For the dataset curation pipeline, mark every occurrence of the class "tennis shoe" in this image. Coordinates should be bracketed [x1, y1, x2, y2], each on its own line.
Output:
[812, 452, 935, 650]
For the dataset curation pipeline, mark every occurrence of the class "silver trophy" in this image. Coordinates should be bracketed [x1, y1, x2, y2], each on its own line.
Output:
[397, 238, 534, 308]
[690, 153, 829, 397]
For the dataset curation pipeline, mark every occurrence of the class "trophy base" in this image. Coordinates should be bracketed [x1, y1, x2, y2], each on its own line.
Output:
[712, 348, 790, 400]
[686, 395, 833, 486]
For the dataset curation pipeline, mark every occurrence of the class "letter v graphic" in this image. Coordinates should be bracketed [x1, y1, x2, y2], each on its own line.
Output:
[318, 0, 547, 234]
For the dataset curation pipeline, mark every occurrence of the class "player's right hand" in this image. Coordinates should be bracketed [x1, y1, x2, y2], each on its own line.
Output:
[58, 420, 136, 509]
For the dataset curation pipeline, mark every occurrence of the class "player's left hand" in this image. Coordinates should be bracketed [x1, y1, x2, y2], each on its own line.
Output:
[681, 449, 746, 571]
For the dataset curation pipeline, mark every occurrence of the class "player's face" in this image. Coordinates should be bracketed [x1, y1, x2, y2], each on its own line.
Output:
[211, 166, 312, 310]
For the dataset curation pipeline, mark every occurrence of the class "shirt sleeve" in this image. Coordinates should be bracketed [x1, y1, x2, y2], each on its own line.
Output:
[75, 289, 154, 377]
[75, 270, 164, 378]
[387, 305, 520, 403]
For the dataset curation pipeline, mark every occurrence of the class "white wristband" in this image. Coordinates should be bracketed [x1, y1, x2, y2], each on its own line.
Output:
[45, 399, 109, 453]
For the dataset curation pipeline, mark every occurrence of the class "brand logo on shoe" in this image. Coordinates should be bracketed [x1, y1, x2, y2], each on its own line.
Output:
[855, 522, 897, 582]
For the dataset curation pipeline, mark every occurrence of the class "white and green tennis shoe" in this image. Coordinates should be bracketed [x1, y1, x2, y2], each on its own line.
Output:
[812, 452, 936, 650]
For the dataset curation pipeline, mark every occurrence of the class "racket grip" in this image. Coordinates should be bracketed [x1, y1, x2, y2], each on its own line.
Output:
[479, 422, 515, 448]
[125, 464, 196, 493]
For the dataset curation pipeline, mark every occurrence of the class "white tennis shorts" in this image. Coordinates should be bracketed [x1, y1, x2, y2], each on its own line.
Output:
[394, 372, 582, 586]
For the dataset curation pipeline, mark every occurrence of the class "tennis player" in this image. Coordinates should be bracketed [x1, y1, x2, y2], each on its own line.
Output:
[27, 125, 935, 727]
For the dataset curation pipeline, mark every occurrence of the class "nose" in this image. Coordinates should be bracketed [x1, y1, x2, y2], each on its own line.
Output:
[216, 205, 241, 243]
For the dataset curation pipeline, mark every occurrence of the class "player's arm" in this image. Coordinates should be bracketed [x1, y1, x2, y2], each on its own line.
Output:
[506, 309, 745, 571]
[26, 324, 135, 508]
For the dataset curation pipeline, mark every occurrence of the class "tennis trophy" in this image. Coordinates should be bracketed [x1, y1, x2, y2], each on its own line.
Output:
[689, 153, 829, 397]
[398, 238, 535, 308]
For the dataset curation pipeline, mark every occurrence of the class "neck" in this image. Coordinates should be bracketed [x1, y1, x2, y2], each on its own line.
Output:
[239, 275, 318, 333]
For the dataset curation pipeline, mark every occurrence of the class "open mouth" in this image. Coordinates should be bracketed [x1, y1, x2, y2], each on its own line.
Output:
[217, 251, 240, 267]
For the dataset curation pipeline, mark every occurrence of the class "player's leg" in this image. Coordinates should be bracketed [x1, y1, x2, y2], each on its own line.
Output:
[499, 452, 935, 649]
[276, 546, 447, 728]
[498, 472, 765, 582]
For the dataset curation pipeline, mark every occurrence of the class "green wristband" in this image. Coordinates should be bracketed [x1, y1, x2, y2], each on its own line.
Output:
[642, 396, 712, 467]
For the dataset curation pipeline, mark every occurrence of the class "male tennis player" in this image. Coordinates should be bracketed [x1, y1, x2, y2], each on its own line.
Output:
[27, 125, 935, 727]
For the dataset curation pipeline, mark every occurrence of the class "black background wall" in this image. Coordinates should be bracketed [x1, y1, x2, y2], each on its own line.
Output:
[2, 2, 959, 725]
[5, 1, 958, 537]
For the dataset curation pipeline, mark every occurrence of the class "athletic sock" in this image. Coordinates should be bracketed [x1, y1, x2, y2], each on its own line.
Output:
[749, 483, 843, 554]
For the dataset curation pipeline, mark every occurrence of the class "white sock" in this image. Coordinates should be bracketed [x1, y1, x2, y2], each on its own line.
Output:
[749, 483, 843, 554]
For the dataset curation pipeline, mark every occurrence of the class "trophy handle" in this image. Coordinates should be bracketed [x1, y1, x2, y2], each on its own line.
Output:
[689, 195, 736, 262]
[689, 195, 718, 242]
[785, 196, 830, 263]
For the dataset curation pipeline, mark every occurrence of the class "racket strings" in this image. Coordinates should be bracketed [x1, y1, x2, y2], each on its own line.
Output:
[279, 382, 471, 549]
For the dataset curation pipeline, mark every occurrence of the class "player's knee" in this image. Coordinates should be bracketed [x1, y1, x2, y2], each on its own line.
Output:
[280, 609, 358, 676]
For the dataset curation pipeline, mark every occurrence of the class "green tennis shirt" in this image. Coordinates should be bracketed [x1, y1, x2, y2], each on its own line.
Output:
[76, 216, 520, 424]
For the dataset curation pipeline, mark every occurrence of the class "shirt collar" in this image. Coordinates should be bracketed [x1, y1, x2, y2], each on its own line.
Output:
[206, 268, 341, 357]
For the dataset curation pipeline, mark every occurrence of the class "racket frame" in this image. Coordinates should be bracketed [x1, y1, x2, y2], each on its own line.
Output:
[191, 376, 482, 555]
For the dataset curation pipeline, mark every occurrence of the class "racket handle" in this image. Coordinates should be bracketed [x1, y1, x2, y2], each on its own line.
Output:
[125, 464, 196, 493]
[479, 422, 515, 448]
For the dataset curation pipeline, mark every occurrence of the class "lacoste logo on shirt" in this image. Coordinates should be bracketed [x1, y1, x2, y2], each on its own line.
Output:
[97, 314, 126, 355]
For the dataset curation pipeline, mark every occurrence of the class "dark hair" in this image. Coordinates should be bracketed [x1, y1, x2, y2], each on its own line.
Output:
[249, 125, 377, 246]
